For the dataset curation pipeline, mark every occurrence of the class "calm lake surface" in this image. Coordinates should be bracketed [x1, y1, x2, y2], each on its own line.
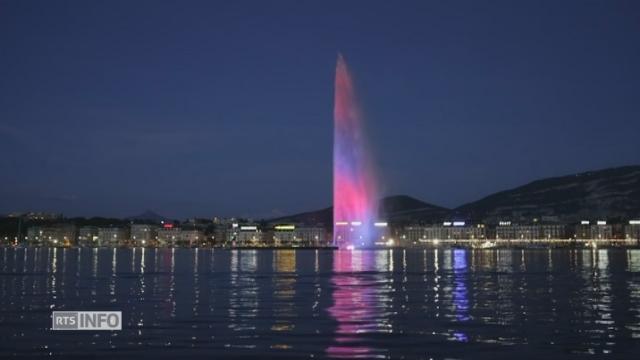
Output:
[1, 248, 639, 359]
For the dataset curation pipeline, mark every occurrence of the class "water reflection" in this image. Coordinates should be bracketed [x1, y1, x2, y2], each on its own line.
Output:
[271, 250, 296, 345]
[0, 248, 639, 358]
[451, 249, 469, 342]
[327, 250, 392, 358]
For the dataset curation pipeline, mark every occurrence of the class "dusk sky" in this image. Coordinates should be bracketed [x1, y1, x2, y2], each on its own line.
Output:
[1, 0, 639, 219]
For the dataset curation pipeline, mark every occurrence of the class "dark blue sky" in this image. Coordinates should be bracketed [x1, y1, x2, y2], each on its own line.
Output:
[1, 0, 639, 219]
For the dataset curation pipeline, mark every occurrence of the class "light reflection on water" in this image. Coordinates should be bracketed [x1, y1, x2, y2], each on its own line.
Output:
[0, 248, 639, 358]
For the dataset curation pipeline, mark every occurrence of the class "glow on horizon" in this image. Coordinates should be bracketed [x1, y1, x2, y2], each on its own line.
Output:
[333, 54, 378, 247]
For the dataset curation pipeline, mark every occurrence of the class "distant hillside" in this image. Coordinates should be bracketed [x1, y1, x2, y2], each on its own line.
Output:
[455, 165, 640, 223]
[380, 195, 450, 223]
[272, 166, 640, 226]
[269, 206, 333, 226]
[269, 195, 449, 226]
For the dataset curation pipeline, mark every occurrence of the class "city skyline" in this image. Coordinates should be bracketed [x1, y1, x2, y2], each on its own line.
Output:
[2, 1, 640, 219]
[2, 2, 640, 359]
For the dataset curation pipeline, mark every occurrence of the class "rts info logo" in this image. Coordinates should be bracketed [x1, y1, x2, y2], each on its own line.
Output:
[52, 311, 122, 330]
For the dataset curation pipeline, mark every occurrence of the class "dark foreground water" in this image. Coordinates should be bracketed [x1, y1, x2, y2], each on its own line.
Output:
[1, 248, 640, 359]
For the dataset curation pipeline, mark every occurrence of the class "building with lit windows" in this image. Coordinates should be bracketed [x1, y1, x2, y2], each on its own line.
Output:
[156, 227, 181, 247]
[229, 225, 262, 246]
[574, 221, 612, 240]
[271, 225, 328, 247]
[77, 226, 99, 247]
[295, 226, 328, 246]
[496, 223, 566, 240]
[625, 220, 640, 241]
[26, 225, 76, 247]
[130, 224, 158, 247]
[97, 227, 129, 247]
[400, 222, 485, 245]
[177, 229, 205, 247]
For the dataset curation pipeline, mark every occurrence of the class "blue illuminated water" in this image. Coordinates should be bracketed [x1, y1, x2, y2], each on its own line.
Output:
[0, 248, 639, 358]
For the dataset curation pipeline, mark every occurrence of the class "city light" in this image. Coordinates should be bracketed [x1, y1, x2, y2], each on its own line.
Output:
[581, 220, 590, 225]
[335, 221, 349, 226]
[597, 220, 607, 225]
[629, 220, 640, 225]
[374, 222, 388, 227]
[453, 221, 465, 227]
[275, 225, 295, 230]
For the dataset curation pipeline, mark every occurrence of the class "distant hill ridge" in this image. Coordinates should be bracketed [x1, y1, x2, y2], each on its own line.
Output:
[456, 165, 640, 223]
[127, 210, 167, 222]
[269, 195, 449, 226]
[271, 165, 640, 225]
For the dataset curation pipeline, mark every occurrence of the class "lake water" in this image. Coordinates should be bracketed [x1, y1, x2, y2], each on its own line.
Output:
[1, 248, 639, 359]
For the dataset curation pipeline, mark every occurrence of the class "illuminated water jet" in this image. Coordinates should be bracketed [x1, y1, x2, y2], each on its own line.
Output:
[333, 54, 380, 248]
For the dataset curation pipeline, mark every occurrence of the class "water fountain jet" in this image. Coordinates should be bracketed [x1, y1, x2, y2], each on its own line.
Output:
[333, 54, 380, 248]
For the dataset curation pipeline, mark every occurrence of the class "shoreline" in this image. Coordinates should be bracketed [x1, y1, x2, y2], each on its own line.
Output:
[2, 244, 640, 250]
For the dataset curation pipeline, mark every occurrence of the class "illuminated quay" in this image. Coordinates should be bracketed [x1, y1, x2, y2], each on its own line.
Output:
[3, 218, 639, 249]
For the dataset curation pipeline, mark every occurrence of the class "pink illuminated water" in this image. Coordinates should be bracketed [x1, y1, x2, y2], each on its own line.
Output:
[326, 250, 384, 358]
[333, 54, 378, 247]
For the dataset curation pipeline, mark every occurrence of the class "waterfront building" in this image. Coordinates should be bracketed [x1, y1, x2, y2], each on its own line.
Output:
[271, 225, 328, 247]
[97, 227, 129, 247]
[296, 226, 328, 246]
[271, 225, 295, 246]
[77, 226, 99, 247]
[177, 229, 205, 247]
[154, 227, 205, 247]
[626, 220, 640, 240]
[496, 223, 566, 240]
[130, 224, 158, 247]
[232, 224, 262, 246]
[398, 223, 485, 245]
[221, 223, 263, 246]
[213, 225, 228, 246]
[574, 221, 613, 240]
[25, 224, 76, 247]
[574, 221, 591, 239]
[401, 225, 428, 244]
[156, 227, 182, 247]
[25, 227, 42, 246]
[539, 224, 567, 239]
